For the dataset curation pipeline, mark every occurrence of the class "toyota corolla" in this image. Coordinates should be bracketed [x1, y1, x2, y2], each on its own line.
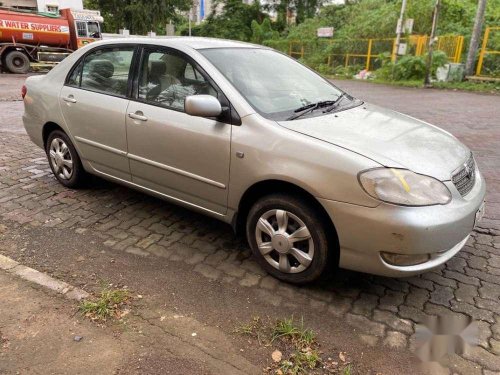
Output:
[22, 38, 486, 284]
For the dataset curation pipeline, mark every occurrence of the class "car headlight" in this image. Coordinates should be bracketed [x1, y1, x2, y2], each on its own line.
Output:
[358, 168, 451, 206]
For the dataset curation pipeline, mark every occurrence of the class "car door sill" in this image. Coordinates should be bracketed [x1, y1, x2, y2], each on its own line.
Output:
[91, 167, 227, 219]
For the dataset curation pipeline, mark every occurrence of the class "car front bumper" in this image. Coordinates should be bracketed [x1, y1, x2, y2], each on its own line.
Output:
[318, 170, 486, 277]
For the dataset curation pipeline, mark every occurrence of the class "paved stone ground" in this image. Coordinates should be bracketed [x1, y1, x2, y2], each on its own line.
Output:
[0, 74, 499, 374]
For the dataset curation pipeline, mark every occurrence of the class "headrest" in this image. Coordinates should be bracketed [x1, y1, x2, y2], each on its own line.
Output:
[164, 54, 186, 77]
[88, 59, 114, 79]
[149, 60, 167, 78]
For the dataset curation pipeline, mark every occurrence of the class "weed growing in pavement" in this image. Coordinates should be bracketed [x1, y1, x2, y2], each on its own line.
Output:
[235, 316, 263, 335]
[279, 347, 322, 374]
[79, 287, 131, 322]
[234, 316, 267, 345]
[235, 316, 352, 374]
[271, 317, 316, 347]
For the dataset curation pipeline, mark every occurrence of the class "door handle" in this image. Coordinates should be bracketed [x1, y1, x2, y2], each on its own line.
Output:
[128, 112, 148, 122]
[63, 96, 77, 103]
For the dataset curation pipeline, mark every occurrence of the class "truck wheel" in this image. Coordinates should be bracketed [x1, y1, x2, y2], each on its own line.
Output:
[5, 51, 30, 74]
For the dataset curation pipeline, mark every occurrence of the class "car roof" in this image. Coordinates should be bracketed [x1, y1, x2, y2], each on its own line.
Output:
[95, 36, 265, 50]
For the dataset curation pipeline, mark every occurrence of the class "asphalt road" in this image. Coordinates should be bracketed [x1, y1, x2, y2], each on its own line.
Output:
[0, 73, 499, 374]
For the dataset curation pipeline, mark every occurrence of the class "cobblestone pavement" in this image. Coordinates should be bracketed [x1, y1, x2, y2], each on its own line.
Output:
[0, 76, 499, 374]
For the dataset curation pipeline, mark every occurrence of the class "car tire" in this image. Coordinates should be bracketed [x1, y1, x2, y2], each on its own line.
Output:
[5, 51, 30, 74]
[46, 130, 86, 188]
[246, 193, 332, 284]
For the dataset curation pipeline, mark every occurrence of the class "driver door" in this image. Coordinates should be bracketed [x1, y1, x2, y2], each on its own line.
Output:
[125, 47, 231, 215]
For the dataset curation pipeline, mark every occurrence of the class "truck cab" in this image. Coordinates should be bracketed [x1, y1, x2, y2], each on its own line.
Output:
[62, 8, 103, 49]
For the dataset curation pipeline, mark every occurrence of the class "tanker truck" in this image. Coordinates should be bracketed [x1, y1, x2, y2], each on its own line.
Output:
[0, 7, 103, 73]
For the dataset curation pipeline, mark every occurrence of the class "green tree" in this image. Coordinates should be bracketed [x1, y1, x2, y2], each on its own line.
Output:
[84, 0, 191, 34]
[178, 0, 266, 41]
[251, 18, 279, 44]
[267, 0, 322, 29]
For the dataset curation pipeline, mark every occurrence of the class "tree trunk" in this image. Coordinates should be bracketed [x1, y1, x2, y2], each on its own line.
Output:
[424, 0, 440, 86]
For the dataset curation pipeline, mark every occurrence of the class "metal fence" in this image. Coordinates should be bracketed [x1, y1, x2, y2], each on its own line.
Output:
[265, 35, 464, 72]
[476, 27, 500, 78]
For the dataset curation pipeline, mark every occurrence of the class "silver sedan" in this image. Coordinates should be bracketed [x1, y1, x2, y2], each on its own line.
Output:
[22, 38, 486, 284]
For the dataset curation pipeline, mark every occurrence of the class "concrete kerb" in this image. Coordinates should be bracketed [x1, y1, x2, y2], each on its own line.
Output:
[0, 253, 89, 300]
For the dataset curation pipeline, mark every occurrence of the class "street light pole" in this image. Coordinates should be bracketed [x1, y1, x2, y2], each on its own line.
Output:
[424, 0, 440, 86]
[465, 0, 488, 76]
[393, 0, 408, 63]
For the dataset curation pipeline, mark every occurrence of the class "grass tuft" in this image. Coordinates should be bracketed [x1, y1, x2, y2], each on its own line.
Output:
[235, 316, 330, 374]
[279, 348, 321, 374]
[79, 287, 130, 322]
[271, 316, 316, 347]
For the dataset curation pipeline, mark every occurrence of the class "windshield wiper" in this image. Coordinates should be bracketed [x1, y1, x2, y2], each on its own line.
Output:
[323, 93, 346, 113]
[285, 100, 336, 121]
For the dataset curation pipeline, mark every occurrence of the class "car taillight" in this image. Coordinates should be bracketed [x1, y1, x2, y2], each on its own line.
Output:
[21, 85, 27, 99]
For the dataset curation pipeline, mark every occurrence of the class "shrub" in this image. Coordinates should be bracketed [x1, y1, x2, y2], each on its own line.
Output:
[374, 50, 449, 81]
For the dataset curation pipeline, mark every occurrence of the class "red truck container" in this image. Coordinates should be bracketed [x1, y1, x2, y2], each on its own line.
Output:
[0, 7, 103, 73]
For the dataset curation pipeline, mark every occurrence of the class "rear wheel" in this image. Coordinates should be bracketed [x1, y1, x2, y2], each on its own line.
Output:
[246, 194, 332, 284]
[5, 51, 30, 74]
[46, 130, 86, 188]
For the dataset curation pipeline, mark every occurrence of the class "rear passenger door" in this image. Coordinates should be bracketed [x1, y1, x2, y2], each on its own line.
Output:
[60, 45, 135, 181]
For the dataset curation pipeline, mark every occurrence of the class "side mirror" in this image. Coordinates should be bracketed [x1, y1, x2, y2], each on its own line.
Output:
[185, 95, 222, 118]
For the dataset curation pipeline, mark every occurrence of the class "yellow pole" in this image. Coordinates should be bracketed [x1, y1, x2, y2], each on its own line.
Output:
[459, 36, 464, 62]
[454, 36, 464, 63]
[345, 53, 349, 68]
[366, 39, 373, 71]
[476, 27, 490, 76]
[301, 45, 304, 59]
[391, 38, 396, 61]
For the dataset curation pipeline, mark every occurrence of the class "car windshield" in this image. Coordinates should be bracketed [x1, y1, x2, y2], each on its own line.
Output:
[199, 48, 348, 121]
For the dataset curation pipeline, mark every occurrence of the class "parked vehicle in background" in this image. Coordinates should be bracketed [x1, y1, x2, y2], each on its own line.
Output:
[0, 7, 102, 73]
[22, 38, 486, 284]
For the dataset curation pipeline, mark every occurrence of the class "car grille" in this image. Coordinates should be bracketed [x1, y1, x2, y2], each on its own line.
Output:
[452, 154, 476, 196]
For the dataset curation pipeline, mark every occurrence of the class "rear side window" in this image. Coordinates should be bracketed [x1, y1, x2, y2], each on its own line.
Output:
[69, 47, 134, 97]
[67, 61, 83, 87]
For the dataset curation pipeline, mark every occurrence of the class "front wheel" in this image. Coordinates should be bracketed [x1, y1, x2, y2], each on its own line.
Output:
[46, 130, 86, 188]
[246, 194, 332, 284]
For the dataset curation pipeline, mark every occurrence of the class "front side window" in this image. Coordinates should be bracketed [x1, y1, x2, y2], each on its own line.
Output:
[138, 49, 217, 111]
[87, 22, 101, 38]
[78, 47, 134, 97]
[200, 48, 347, 120]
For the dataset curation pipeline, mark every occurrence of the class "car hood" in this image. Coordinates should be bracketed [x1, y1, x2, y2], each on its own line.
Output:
[277, 103, 469, 181]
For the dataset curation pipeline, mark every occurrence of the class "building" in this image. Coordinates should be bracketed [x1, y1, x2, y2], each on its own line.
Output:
[1, 0, 83, 12]
[192, 0, 238, 23]
[191, 0, 253, 23]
